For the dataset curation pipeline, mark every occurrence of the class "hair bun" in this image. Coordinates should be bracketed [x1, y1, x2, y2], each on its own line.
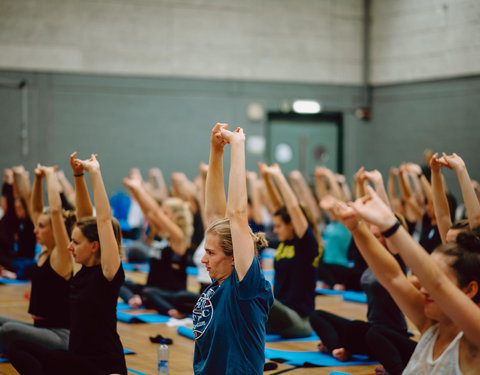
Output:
[456, 227, 480, 254]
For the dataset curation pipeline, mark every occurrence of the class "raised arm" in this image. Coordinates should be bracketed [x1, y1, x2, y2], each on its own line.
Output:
[40, 165, 73, 279]
[258, 162, 283, 213]
[123, 177, 187, 255]
[149, 168, 169, 202]
[352, 186, 480, 346]
[363, 169, 390, 207]
[56, 170, 76, 209]
[70, 152, 93, 219]
[221, 127, 254, 282]
[288, 170, 321, 223]
[430, 153, 452, 243]
[198, 162, 209, 230]
[31, 166, 45, 225]
[247, 171, 264, 225]
[315, 166, 343, 201]
[398, 165, 423, 222]
[267, 164, 308, 238]
[80, 155, 120, 281]
[333, 199, 428, 332]
[13, 166, 33, 220]
[353, 166, 368, 199]
[442, 153, 480, 229]
[205, 123, 228, 225]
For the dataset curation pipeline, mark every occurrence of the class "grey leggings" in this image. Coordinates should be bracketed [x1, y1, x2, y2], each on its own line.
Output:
[266, 299, 313, 338]
[0, 315, 69, 355]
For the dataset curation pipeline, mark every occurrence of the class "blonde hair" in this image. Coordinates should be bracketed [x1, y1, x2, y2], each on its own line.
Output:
[163, 197, 194, 247]
[206, 218, 268, 257]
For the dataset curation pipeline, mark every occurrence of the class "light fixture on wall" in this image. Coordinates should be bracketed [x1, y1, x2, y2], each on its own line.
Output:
[292, 100, 321, 114]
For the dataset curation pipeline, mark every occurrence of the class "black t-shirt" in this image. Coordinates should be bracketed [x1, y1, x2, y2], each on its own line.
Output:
[147, 246, 187, 291]
[28, 257, 70, 329]
[419, 214, 441, 254]
[68, 264, 126, 375]
[16, 216, 36, 259]
[273, 227, 319, 317]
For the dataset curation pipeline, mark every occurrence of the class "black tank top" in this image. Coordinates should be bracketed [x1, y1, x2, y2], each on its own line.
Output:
[28, 256, 70, 328]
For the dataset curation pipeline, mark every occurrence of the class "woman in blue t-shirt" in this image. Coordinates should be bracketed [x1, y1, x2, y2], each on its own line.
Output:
[192, 123, 273, 375]
[259, 163, 320, 338]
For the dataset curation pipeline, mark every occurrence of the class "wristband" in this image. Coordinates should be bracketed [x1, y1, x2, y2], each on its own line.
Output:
[74, 173, 84, 177]
[381, 220, 401, 238]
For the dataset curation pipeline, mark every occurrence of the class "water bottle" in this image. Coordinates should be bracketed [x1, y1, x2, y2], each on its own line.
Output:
[157, 339, 169, 374]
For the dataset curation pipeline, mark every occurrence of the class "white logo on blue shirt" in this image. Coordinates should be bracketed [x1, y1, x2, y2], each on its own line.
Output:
[192, 285, 217, 339]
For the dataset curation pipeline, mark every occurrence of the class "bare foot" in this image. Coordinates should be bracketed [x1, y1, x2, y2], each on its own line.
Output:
[168, 309, 186, 319]
[128, 295, 142, 308]
[332, 347, 351, 361]
[317, 341, 330, 353]
[316, 281, 331, 290]
[333, 283, 346, 291]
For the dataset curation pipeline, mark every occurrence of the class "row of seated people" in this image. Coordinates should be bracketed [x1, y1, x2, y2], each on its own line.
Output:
[1, 141, 479, 374]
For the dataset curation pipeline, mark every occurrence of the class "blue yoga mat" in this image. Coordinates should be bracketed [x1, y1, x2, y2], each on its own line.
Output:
[127, 368, 148, 375]
[330, 372, 352, 375]
[178, 326, 320, 344]
[315, 288, 345, 296]
[342, 291, 367, 304]
[122, 263, 150, 272]
[0, 278, 30, 285]
[186, 266, 198, 276]
[0, 357, 9, 363]
[265, 348, 378, 367]
[177, 325, 195, 339]
[124, 348, 135, 355]
[117, 311, 170, 324]
[265, 333, 320, 343]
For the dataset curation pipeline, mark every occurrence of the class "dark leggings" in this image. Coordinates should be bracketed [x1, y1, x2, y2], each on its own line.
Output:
[142, 286, 199, 315]
[6, 344, 106, 375]
[309, 310, 416, 375]
[365, 325, 417, 375]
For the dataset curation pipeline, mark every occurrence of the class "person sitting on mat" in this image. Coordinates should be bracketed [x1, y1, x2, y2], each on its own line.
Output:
[335, 183, 480, 374]
[122, 172, 199, 319]
[192, 123, 273, 374]
[259, 162, 320, 338]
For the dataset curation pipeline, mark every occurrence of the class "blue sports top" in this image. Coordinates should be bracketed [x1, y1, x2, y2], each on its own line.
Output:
[192, 256, 273, 375]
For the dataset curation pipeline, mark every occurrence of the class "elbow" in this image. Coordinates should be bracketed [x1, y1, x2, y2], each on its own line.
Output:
[226, 206, 248, 221]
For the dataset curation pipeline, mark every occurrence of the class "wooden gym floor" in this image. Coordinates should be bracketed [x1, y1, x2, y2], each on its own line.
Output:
[0, 269, 415, 375]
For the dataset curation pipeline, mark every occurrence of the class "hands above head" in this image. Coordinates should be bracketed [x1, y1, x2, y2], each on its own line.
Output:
[314, 166, 333, 177]
[257, 162, 268, 177]
[350, 186, 397, 232]
[320, 195, 360, 231]
[363, 169, 383, 185]
[199, 162, 209, 177]
[288, 170, 303, 180]
[440, 152, 466, 172]
[353, 166, 366, 183]
[36, 164, 57, 176]
[75, 154, 100, 173]
[264, 163, 282, 177]
[69, 152, 85, 176]
[406, 163, 422, 176]
[12, 165, 25, 175]
[335, 173, 346, 184]
[122, 177, 142, 190]
[390, 167, 399, 176]
[219, 126, 245, 144]
[210, 123, 229, 151]
[3, 168, 13, 184]
[247, 171, 257, 180]
[429, 152, 448, 172]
